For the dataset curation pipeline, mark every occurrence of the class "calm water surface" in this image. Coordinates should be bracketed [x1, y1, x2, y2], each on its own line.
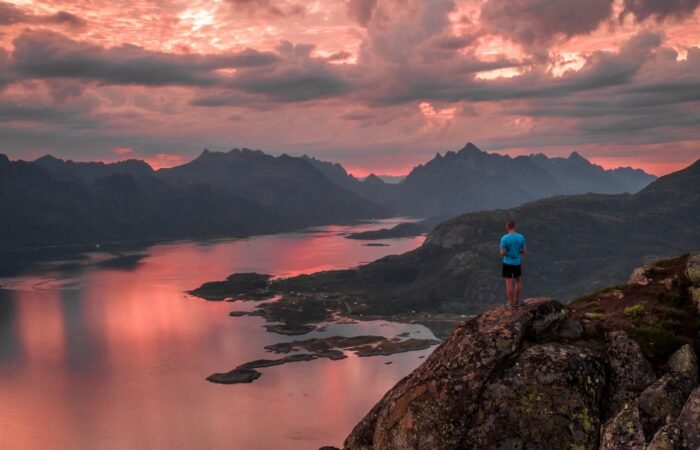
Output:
[0, 219, 432, 450]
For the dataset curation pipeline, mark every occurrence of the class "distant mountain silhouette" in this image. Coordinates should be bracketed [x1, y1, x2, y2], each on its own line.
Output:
[305, 143, 655, 218]
[272, 158, 700, 316]
[302, 155, 358, 192]
[0, 144, 659, 250]
[302, 155, 399, 205]
[34, 154, 154, 183]
[388, 143, 656, 217]
[0, 149, 386, 249]
[159, 149, 384, 224]
[0, 155, 288, 248]
[360, 174, 405, 184]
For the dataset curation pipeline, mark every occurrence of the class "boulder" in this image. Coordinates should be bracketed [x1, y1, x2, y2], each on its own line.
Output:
[468, 343, 606, 449]
[645, 424, 684, 450]
[687, 253, 700, 285]
[343, 299, 601, 450]
[603, 331, 657, 419]
[600, 402, 646, 450]
[676, 387, 700, 449]
[690, 287, 700, 314]
[667, 344, 698, 384]
[638, 372, 695, 438]
[525, 300, 568, 339]
[344, 301, 534, 449]
[630, 265, 654, 286]
[522, 299, 584, 340]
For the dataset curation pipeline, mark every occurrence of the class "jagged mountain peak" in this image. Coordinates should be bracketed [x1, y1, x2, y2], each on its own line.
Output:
[459, 142, 484, 154]
[34, 154, 62, 163]
[363, 173, 385, 185]
[567, 151, 589, 163]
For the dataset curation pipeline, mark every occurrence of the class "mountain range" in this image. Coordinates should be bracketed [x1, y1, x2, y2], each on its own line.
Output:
[0, 153, 289, 248]
[271, 157, 700, 315]
[0, 144, 657, 249]
[378, 143, 655, 217]
[306, 143, 655, 218]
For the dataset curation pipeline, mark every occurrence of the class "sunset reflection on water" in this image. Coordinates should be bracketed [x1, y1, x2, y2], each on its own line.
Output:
[0, 219, 431, 450]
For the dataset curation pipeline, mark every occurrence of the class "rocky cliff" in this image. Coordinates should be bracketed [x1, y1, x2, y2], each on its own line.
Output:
[335, 253, 700, 449]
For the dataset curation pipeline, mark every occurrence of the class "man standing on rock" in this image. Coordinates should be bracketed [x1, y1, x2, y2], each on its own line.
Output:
[500, 220, 527, 308]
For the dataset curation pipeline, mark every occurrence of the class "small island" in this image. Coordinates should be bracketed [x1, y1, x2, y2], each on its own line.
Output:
[207, 335, 440, 384]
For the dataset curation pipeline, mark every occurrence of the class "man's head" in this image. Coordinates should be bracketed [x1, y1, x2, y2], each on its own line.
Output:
[506, 220, 516, 232]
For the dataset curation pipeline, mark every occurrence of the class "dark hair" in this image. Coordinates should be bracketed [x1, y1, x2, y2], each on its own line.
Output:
[506, 220, 516, 230]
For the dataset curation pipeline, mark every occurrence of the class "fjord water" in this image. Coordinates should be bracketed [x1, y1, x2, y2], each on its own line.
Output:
[0, 219, 430, 450]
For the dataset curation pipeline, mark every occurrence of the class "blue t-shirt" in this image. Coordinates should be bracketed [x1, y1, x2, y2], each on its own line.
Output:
[500, 232, 526, 266]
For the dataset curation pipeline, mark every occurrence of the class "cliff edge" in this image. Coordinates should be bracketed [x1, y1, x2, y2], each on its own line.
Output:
[337, 252, 700, 450]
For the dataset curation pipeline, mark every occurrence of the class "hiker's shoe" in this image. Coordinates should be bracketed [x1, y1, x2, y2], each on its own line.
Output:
[515, 300, 524, 307]
[505, 302, 515, 309]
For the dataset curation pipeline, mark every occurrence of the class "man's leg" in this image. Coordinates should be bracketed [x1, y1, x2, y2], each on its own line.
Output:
[504, 277, 515, 305]
[514, 277, 522, 305]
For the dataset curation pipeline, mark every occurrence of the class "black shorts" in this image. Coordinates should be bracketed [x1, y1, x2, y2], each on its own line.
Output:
[502, 263, 522, 279]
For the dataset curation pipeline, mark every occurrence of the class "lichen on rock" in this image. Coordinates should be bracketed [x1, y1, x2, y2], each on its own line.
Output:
[600, 402, 646, 450]
[603, 330, 656, 419]
[676, 387, 700, 448]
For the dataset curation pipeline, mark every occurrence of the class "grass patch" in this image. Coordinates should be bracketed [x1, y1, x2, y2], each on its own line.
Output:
[584, 312, 607, 320]
[623, 304, 645, 320]
[625, 325, 693, 363]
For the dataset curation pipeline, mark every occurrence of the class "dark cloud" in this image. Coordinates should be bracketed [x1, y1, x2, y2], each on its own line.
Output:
[0, 1, 86, 28]
[229, 70, 350, 101]
[234, 42, 352, 101]
[192, 41, 352, 105]
[340, 111, 376, 121]
[621, 0, 700, 22]
[325, 51, 353, 62]
[511, 44, 700, 132]
[0, 48, 13, 90]
[10, 30, 278, 87]
[0, 103, 61, 123]
[364, 31, 662, 105]
[5, 30, 349, 106]
[0, 97, 105, 139]
[42, 11, 86, 28]
[619, 81, 700, 107]
[480, 0, 614, 48]
[577, 107, 700, 134]
[347, 0, 377, 27]
[430, 34, 477, 51]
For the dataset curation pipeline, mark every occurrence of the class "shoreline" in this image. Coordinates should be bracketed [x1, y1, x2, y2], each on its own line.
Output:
[0, 216, 421, 256]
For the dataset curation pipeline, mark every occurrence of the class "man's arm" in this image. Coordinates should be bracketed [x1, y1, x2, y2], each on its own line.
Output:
[520, 236, 527, 254]
[499, 237, 506, 256]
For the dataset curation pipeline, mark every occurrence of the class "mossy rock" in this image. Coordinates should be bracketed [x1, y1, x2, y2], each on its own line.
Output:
[687, 253, 700, 285]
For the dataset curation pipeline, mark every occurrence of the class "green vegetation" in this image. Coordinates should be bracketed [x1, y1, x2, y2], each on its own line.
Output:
[570, 254, 700, 368]
[625, 325, 693, 362]
[623, 304, 645, 320]
[584, 312, 607, 320]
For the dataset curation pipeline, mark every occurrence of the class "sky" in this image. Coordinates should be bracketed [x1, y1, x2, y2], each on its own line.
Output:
[0, 0, 699, 176]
